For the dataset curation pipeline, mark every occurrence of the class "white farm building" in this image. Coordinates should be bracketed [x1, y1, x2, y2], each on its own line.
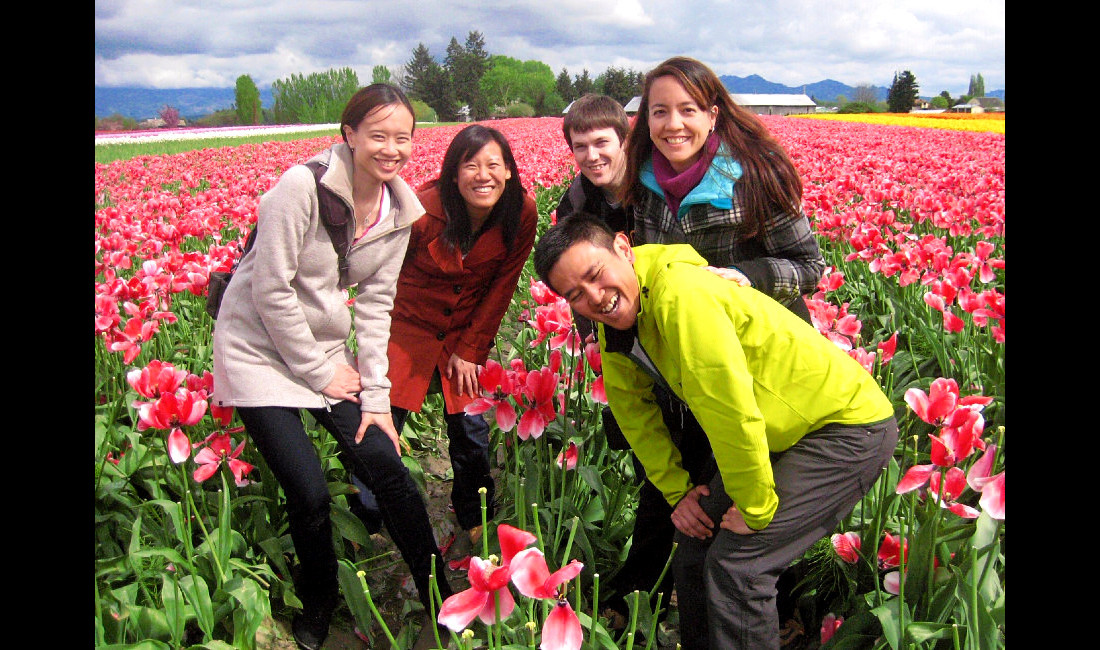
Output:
[622, 93, 817, 116]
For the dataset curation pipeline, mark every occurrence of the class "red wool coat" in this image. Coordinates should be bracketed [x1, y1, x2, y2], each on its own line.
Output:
[386, 185, 538, 414]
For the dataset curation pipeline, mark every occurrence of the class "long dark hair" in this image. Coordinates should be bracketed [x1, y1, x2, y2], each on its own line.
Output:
[622, 56, 803, 235]
[340, 83, 416, 142]
[435, 125, 525, 253]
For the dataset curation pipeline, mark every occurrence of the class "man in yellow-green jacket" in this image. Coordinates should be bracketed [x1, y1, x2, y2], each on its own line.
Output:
[534, 214, 898, 650]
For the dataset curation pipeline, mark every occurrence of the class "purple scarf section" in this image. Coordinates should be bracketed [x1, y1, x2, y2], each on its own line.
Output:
[653, 131, 721, 218]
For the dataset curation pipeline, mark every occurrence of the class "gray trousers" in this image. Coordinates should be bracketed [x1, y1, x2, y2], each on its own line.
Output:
[672, 418, 898, 650]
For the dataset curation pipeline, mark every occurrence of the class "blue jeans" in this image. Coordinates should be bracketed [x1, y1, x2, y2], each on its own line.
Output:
[237, 401, 452, 618]
[350, 406, 495, 532]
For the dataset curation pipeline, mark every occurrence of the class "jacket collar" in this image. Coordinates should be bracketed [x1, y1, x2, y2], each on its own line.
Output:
[310, 143, 424, 230]
[639, 149, 742, 214]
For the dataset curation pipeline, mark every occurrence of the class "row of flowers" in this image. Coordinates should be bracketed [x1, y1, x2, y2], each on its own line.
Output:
[792, 112, 1006, 134]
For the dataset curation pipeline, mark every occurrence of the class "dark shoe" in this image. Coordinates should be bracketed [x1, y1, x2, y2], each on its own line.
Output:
[292, 610, 330, 650]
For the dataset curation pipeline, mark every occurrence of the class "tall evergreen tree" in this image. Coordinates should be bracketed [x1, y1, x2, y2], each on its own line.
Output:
[402, 43, 435, 99]
[234, 74, 261, 125]
[556, 68, 575, 104]
[968, 73, 985, 99]
[599, 66, 641, 105]
[573, 69, 594, 97]
[886, 70, 919, 113]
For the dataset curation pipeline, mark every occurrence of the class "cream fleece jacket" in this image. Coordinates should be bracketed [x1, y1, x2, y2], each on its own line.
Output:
[212, 143, 423, 412]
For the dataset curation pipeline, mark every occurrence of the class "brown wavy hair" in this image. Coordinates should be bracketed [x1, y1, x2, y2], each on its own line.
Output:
[621, 56, 803, 235]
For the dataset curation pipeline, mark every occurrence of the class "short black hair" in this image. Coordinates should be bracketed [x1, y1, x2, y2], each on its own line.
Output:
[436, 124, 525, 253]
[534, 212, 617, 294]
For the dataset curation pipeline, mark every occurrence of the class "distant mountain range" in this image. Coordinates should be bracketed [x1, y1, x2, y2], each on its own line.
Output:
[95, 87, 276, 121]
[95, 75, 1005, 120]
[719, 74, 1005, 104]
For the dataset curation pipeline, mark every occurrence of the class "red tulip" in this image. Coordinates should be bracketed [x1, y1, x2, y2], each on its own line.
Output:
[555, 442, 579, 471]
[830, 532, 861, 564]
[192, 432, 253, 485]
[509, 547, 585, 650]
[820, 613, 843, 644]
[437, 524, 537, 632]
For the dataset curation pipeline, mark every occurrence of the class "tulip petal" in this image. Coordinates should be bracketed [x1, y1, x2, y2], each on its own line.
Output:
[979, 472, 1004, 520]
[437, 587, 489, 632]
[895, 464, 936, 494]
[477, 587, 516, 626]
[966, 444, 997, 492]
[498, 524, 537, 565]
[510, 548, 552, 599]
[167, 428, 191, 464]
[541, 601, 583, 650]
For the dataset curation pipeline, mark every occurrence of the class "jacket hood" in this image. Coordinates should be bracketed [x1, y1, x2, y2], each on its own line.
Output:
[639, 150, 743, 217]
[307, 143, 424, 229]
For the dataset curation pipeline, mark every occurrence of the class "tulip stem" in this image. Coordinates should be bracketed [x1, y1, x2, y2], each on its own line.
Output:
[186, 488, 225, 583]
[357, 572, 398, 649]
[591, 573, 600, 648]
[648, 542, 677, 602]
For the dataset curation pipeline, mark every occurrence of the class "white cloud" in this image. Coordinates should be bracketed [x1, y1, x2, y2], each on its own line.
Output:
[93, 0, 1004, 94]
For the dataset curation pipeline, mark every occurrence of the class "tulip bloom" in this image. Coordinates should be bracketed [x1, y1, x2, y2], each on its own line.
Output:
[830, 532, 861, 564]
[820, 613, 843, 644]
[904, 378, 958, 425]
[167, 427, 191, 464]
[517, 367, 559, 440]
[509, 548, 584, 650]
[928, 467, 979, 518]
[465, 360, 518, 431]
[437, 524, 537, 632]
[556, 442, 578, 470]
[877, 533, 908, 569]
[127, 360, 188, 398]
[135, 387, 208, 431]
[193, 432, 253, 486]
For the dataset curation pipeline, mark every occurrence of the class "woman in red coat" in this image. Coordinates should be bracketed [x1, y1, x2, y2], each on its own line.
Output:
[351, 124, 538, 548]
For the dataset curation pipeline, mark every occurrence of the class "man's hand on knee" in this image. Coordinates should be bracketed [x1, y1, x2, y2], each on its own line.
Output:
[720, 504, 759, 535]
[671, 485, 714, 539]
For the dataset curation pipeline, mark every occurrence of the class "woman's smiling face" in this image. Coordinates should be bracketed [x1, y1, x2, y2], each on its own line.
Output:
[456, 140, 512, 222]
[647, 75, 718, 173]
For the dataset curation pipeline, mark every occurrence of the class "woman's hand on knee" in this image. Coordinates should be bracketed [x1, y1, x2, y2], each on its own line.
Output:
[671, 485, 714, 539]
[322, 364, 362, 403]
[357, 411, 402, 455]
[445, 353, 480, 398]
[720, 504, 759, 535]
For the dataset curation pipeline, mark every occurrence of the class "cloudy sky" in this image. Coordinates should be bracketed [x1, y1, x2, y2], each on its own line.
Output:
[95, 0, 1005, 96]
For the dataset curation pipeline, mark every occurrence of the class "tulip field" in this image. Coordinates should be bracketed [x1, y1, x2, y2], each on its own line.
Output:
[95, 114, 1004, 649]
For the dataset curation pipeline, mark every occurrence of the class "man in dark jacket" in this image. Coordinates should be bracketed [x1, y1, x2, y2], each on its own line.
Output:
[557, 95, 705, 626]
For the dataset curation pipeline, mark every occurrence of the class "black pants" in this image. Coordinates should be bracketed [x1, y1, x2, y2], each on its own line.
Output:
[602, 389, 715, 617]
[349, 405, 496, 532]
[238, 401, 452, 617]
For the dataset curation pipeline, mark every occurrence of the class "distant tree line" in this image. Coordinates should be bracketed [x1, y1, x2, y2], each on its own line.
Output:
[97, 38, 999, 130]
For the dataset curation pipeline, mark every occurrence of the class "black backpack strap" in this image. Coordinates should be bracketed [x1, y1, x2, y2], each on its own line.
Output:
[304, 161, 354, 286]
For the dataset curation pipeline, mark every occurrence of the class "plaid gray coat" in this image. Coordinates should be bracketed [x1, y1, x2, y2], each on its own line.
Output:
[633, 155, 824, 308]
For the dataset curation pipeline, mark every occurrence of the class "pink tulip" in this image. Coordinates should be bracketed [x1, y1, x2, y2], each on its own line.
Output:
[904, 378, 959, 425]
[192, 432, 253, 486]
[437, 524, 537, 632]
[820, 613, 843, 644]
[509, 547, 585, 650]
[830, 532, 861, 564]
[556, 442, 579, 471]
